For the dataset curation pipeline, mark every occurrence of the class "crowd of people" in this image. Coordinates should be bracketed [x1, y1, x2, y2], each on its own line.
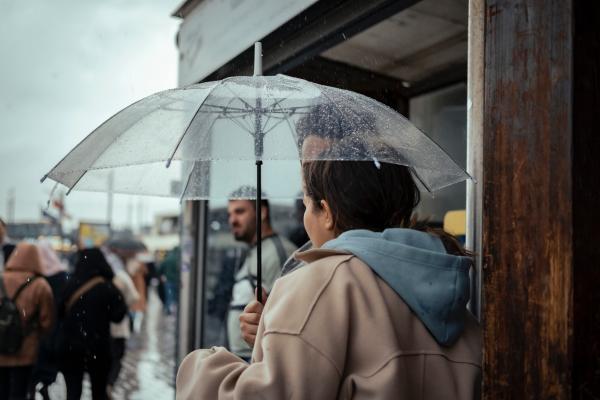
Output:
[0, 218, 179, 400]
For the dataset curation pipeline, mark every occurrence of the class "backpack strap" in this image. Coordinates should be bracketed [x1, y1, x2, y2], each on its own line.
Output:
[3, 275, 42, 337]
[270, 235, 288, 271]
[244, 274, 257, 292]
[65, 276, 105, 314]
[235, 235, 288, 296]
[236, 235, 288, 282]
[11, 275, 41, 302]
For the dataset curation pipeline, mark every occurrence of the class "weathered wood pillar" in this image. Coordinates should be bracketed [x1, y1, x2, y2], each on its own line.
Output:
[572, 1, 600, 397]
[482, 0, 568, 398]
[480, 0, 600, 397]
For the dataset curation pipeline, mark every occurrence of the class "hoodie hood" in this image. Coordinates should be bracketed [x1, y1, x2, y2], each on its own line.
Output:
[321, 228, 471, 346]
[62, 248, 115, 303]
[5, 242, 44, 275]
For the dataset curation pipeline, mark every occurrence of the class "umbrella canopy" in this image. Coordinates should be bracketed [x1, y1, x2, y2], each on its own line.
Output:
[42, 75, 469, 200]
[42, 42, 471, 301]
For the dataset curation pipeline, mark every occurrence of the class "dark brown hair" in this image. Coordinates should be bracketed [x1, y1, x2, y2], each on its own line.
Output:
[302, 160, 470, 256]
[302, 160, 420, 233]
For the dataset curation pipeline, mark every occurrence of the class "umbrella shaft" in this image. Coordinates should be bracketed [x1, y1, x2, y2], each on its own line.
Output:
[256, 160, 263, 303]
[254, 97, 263, 157]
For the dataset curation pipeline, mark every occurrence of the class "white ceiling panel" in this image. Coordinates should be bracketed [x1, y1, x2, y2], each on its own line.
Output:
[322, 0, 468, 84]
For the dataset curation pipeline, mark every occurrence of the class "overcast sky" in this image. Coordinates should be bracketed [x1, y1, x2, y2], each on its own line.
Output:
[0, 0, 183, 232]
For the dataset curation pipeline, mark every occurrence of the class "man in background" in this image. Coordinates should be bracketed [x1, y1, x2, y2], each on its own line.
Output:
[226, 187, 296, 361]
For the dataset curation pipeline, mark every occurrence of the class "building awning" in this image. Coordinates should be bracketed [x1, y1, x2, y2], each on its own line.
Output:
[175, 0, 317, 86]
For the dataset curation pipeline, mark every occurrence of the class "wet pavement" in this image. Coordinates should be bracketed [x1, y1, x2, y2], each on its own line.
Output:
[40, 286, 177, 400]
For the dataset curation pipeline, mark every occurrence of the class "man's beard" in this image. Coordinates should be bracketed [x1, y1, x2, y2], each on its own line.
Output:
[233, 226, 254, 244]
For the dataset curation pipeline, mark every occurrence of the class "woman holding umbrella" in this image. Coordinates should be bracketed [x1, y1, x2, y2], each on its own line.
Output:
[176, 115, 482, 399]
[41, 43, 480, 399]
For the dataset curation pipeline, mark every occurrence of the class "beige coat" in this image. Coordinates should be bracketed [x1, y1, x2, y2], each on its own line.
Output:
[0, 243, 54, 366]
[177, 248, 481, 399]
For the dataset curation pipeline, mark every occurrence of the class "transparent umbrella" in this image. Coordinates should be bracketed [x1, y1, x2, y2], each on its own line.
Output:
[42, 43, 471, 299]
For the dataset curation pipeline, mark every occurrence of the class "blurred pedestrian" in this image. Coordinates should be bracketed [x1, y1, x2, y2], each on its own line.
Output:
[158, 246, 180, 315]
[31, 240, 68, 400]
[102, 247, 140, 398]
[56, 248, 127, 400]
[153, 251, 166, 306]
[0, 242, 54, 400]
[140, 252, 157, 301]
[226, 187, 296, 361]
[126, 255, 148, 334]
[207, 247, 245, 329]
[177, 158, 481, 399]
[0, 218, 16, 271]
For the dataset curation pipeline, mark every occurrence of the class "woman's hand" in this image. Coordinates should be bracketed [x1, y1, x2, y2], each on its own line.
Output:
[239, 288, 268, 347]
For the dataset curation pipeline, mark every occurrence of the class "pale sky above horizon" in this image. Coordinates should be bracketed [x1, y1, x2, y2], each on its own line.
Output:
[0, 0, 184, 232]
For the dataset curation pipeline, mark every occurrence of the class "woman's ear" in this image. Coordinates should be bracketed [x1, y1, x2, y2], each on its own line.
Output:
[320, 200, 334, 231]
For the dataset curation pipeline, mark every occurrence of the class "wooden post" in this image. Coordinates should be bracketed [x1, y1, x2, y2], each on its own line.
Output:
[572, 1, 600, 397]
[481, 0, 574, 397]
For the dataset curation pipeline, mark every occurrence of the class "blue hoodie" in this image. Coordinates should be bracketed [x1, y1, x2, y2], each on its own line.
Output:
[321, 228, 471, 346]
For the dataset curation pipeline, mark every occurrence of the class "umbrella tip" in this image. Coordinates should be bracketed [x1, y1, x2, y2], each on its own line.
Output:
[165, 159, 172, 168]
[253, 42, 262, 76]
[40, 174, 47, 183]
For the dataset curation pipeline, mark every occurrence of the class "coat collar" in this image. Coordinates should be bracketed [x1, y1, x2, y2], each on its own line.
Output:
[294, 247, 352, 264]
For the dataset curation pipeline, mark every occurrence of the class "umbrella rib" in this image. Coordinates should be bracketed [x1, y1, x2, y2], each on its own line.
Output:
[218, 95, 255, 134]
[165, 79, 228, 168]
[196, 109, 247, 115]
[268, 94, 298, 147]
[218, 94, 247, 115]
[261, 114, 273, 133]
[222, 95, 249, 122]
[258, 84, 298, 143]
[65, 169, 88, 196]
[235, 108, 255, 134]
[260, 97, 290, 131]
[265, 105, 313, 114]
[222, 83, 256, 111]
[179, 161, 196, 202]
[246, 116, 258, 135]
[184, 114, 225, 160]
[264, 97, 287, 112]
[263, 117, 288, 134]
[200, 104, 248, 113]
[409, 166, 433, 193]
[230, 116, 255, 135]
